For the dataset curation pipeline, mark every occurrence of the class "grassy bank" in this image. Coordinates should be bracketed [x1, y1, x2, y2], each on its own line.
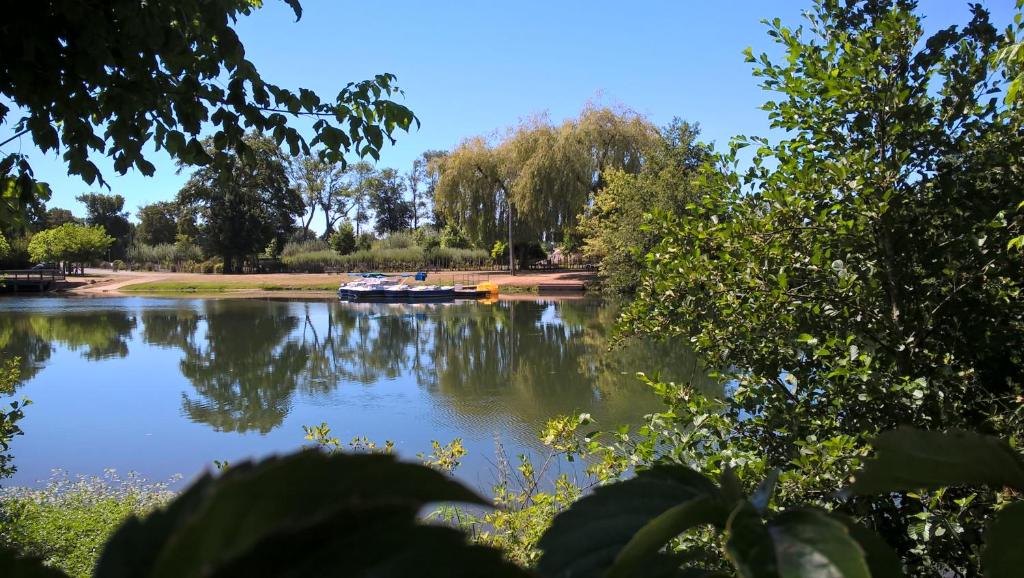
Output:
[120, 280, 341, 293]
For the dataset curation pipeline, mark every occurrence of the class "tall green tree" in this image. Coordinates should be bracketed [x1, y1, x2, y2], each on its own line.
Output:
[348, 161, 377, 235]
[135, 202, 178, 245]
[288, 155, 353, 237]
[408, 149, 447, 229]
[621, 1, 1024, 574]
[434, 136, 509, 250]
[177, 134, 303, 273]
[510, 107, 658, 244]
[0, 0, 416, 231]
[28, 223, 114, 273]
[39, 207, 80, 231]
[328, 221, 357, 255]
[75, 193, 132, 259]
[434, 107, 660, 273]
[580, 119, 710, 294]
[366, 168, 412, 234]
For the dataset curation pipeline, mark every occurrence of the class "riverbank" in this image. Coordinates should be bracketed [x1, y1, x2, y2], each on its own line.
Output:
[60, 269, 596, 297]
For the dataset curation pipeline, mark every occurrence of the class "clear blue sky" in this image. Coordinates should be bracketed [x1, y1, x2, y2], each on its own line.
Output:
[4, 0, 1017, 223]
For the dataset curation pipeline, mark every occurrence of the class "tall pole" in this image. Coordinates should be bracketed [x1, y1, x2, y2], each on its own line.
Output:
[507, 196, 515, 277]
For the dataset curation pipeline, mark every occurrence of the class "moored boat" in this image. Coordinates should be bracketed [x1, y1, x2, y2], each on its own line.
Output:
[337, 274, 497, 302]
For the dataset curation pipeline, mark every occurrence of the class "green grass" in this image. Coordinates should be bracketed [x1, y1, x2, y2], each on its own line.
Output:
[121, 280, 341, 292]
[497, 284, 539, 294]
[0, 471, 175, 577]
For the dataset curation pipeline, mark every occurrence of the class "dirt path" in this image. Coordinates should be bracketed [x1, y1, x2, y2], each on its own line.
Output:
[71, 272, 173, 294]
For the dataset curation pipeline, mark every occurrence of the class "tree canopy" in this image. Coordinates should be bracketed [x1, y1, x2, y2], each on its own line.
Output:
[288, 155, 353, 237]
[408, 150, 447, 229]
[433, 106, 660, 268]
[176, 133, 303, 273]
[580, 119, 710, 293]
[0, 0, 416, 229]
[135, 202, 179, 246]
[40, 207, 80, 231]
[75, 193, 132, 259]
[366, 168, 413, 234]
[619, 1, 1024, 574]
[27, 223, 114, 270]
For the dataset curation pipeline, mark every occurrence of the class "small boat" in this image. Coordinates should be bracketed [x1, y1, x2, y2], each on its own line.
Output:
[338, 273, 498, 302]
[338, 275, 456, 302]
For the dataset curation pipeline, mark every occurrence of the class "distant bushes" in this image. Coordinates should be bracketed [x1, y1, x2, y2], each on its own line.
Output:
[281, 238, 330, 257]
[126, 243, 203, 270]
[281, 246, 491, 273]
[123, 232, 493, 274]
[0, 235, 32, 269]
[373, 230, 416, 250]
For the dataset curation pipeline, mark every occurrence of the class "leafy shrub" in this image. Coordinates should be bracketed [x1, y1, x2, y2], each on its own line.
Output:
[439, 224, 471, 249]
[126, 243, 203, 268]
[0, 471, 175, 578]
[281, 246, 492, 272]
[3, 428, 1021, 577]
[373, 230, 416, 250]
[491, 240, 507, 261]
[0, 235, 30, 269]
[355, 232, 375, 252]
[413, 226, 440, 250]
[280, 238, 330, 257]
[328, 222, 356, 255]
[261, 238, 280, 259]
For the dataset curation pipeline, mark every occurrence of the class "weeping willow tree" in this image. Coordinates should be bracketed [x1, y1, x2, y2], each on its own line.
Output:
[433, 105, 659, 274]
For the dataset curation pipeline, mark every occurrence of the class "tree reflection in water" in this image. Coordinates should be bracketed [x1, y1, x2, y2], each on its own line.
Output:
[1, 298, 715, 437]
[0, 309, 137, 391]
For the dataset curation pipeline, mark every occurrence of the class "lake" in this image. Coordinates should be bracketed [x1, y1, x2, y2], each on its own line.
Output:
[0, 296, 712, 492]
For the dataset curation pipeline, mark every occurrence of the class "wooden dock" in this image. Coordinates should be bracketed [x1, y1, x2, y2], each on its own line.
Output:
[0, 269, 66, 293]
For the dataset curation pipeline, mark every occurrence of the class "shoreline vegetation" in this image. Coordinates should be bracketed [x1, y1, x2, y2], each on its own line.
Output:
[54, 269, 584, 296]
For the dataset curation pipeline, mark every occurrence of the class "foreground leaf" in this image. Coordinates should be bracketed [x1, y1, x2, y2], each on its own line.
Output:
[537, 465, 722, 578]
[94, 450, 522, 578]
[769, 510, 871, 578]
[0, 546, 70, 578]
[724, 503, 777, 578]
[984, 501, 1024, 578]
[832, 514, 906, 578]
[608, 496, 726, 578]
[849, 429, 1024, 494]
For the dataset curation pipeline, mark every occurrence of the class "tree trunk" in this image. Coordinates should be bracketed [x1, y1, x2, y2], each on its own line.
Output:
[302, 205, 316, 234]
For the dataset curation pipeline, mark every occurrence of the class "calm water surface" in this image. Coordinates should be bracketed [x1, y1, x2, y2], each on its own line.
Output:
[0, 296, 711, 491]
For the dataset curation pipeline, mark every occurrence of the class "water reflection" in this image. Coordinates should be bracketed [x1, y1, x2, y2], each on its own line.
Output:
[1, 298, 716, 436]
[0, 309, 138, 390]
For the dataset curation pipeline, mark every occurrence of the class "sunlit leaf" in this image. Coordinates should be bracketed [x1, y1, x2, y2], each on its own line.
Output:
[537, 465, 722, 578]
